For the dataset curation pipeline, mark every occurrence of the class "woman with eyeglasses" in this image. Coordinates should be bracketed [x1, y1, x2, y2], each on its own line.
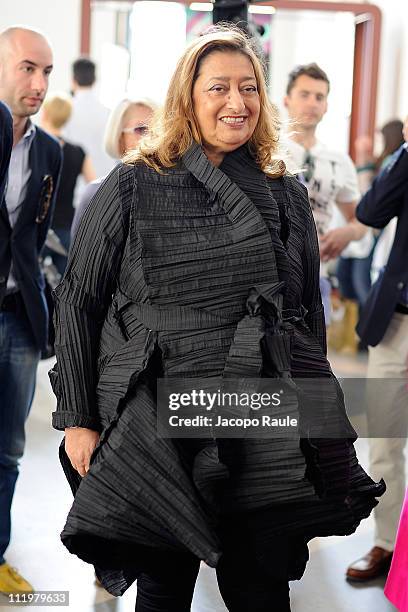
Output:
[70, 97, 156, 238]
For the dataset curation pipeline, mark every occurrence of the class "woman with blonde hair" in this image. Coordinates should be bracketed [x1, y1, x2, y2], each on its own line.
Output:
[71, 96, 156, 237]
[51, 26, 384, 611]
[41, 92, 95, 274]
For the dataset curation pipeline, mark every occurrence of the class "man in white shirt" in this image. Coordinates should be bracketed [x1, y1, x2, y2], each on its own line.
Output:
[63, 57, 113, 178]
[283, 63, 366, 322]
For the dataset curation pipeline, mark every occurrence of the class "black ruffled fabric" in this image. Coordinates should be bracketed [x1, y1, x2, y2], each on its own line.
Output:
[51, 144, 384, 596]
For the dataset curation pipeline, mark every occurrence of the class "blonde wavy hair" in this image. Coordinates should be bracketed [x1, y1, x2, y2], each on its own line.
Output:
[42, 92, 72, 129]
[125, 25, 285, 177]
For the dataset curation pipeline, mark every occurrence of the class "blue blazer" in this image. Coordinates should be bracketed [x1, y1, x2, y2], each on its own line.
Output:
[0, 125, 62, 351]
[356, 145, 408, 346]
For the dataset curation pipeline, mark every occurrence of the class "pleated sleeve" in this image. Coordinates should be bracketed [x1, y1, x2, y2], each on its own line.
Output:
[51, 164, 132, 431]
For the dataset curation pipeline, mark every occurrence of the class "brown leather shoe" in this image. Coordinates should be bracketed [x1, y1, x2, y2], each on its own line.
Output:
[346, 546, 393, 582]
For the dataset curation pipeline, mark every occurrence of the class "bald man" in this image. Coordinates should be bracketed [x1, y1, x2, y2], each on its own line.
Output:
[0, 27, 62, 594]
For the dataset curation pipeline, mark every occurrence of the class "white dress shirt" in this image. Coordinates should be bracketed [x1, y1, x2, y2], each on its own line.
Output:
[63, 88, 113, 178]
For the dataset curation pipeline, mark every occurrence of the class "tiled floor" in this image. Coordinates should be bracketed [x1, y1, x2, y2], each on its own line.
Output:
[0, 351, 398, 612]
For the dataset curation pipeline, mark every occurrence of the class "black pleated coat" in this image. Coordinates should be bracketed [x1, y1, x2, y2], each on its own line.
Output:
[50, 143, 384, 596]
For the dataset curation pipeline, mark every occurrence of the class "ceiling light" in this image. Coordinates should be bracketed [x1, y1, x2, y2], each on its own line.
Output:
[189, 2, 213, 10]
[248, 5, 276, 14]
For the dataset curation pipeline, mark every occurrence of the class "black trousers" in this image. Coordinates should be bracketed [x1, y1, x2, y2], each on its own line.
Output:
[135, 553, 290, 612]
[135, 535, 293, 612]
[133, 509, 309, 611]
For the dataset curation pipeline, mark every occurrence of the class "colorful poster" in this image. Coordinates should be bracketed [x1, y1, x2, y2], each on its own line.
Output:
[186, 8, 212, 41]
[186, 8, 272, 65]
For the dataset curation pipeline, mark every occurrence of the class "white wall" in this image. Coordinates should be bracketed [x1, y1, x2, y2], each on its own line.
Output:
[128, 1, 186, 104]
[0, 0, 81, 96]
[373, 0, 408, 124]
[90, 2, 120, 105]
[269, 9, 355, 152]
[399, 8, 408, 118]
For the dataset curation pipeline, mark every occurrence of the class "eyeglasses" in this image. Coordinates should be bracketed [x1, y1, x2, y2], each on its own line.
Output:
[122, 125, 149, 136]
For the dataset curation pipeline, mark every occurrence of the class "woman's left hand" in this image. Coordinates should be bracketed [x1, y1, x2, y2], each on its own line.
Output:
[64, 427, 100, 477]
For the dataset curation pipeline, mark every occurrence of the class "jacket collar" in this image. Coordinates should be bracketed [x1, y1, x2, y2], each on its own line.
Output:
[12, 131, 46, 234]
[182, 142, 281, 290]
[182, 142, 261, 225]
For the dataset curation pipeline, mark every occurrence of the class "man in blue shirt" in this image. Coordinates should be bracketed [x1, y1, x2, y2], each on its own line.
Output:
[0, 26, 62, 594]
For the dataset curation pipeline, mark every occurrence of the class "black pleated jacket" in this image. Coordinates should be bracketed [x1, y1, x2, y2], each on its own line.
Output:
[50, 143, 384, 596]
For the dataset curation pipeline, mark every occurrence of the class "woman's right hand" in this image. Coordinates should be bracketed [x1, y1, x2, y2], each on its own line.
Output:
[64, 427, 100, 477]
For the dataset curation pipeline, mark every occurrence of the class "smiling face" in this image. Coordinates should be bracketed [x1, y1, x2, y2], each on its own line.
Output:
[284, 74, 328, 131]
[192, 50, 260, 166]
[0, 29, 53, 119]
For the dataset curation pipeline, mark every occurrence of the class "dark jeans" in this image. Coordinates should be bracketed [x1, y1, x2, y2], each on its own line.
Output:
[135, 537, 292, 612]
[336, 255, 373, 309]
[0, 311, 40, 563]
